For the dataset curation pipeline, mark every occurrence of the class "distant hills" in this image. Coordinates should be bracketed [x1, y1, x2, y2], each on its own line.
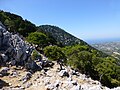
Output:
[87, 38, 120, 44]
[92, 42, 120, 60]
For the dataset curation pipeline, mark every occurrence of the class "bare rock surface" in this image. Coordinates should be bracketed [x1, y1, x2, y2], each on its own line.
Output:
[1, 62, 120, 90]
[0, 21, 34, 69]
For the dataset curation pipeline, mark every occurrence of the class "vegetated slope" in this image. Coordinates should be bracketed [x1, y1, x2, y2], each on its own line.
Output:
[0, 20, 120, 90]
[37, 25, 87, 46]
[0, 10, 120, 88]
[0, 10, 37, 37]
[37, 25, 120, 87]
[37, 25, 107, 56]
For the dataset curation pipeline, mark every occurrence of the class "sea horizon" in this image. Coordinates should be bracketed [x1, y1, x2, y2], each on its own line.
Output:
[85, 38, 120, 44]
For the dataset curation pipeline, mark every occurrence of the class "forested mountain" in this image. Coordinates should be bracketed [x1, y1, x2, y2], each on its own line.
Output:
[38, 25, 87, 46]
[0, 10, 120, 88]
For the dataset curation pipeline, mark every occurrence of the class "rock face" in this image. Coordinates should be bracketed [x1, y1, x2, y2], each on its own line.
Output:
[0, 21, 54, 71]
[0, 21, 34, 68]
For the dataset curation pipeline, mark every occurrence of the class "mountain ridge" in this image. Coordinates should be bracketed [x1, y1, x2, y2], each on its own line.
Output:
[37, 25, 87, 46]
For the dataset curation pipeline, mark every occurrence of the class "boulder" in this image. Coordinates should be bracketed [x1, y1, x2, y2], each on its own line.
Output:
[42, 60, 54, 67]
[88, 85, 102, 90]
[20, 72, 32, 83]
[1, 54, 8, 62]
[45, 84, 54, 90]
[25, 82, 32, 88]
[54, 80, 60, 88]
[10, 60, 16, 66]
[71, 70, 79, 76]
[10, 70, 19, 77]
[70, 85, 81, 90]
[25, 61, 40, 71]
[0, 67, 10, 76]
[58, 69, 69, 77]
[111, 87, 120, 90]
[71, 80, 78, 86]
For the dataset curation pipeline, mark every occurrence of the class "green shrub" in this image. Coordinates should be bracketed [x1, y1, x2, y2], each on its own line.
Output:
[43, 46, 66, 62]
[27, 32, 47, 48]
[31, 50, 41, 60]
[62, 44, 120, 87]
[111, 79, 120, 87]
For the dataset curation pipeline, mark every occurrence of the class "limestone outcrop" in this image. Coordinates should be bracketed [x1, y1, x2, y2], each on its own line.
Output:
[0, 21, 37, 70]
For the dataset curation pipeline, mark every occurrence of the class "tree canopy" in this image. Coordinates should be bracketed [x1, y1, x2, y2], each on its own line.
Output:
[27, 32, 48, 48]
[44, 46, 66, 63]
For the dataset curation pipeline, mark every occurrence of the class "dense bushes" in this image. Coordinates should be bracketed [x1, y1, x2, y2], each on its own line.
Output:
[27, 31, 60, 48]
[0, 10, 37, 37]
[31, 50, 41, 60]
[63, 44, 120, 87]
[43, 44, 120, 87]
[94, 57, 120, 87]
[27, 32, 48, 48]
[43, 46, 66, 62]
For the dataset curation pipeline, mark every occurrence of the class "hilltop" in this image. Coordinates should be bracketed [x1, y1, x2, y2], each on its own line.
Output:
[37, 25, 87, 46]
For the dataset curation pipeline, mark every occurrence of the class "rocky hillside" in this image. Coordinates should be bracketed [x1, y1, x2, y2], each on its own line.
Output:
[0, 20, 120, 90]
[38, 25, 87, 46]
[1, 61, 120, 90]
[0, 21, 39, 71]
[0, 11, 120, 89]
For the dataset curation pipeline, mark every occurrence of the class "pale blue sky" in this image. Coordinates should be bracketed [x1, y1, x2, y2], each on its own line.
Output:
[0, 0, 120, 42]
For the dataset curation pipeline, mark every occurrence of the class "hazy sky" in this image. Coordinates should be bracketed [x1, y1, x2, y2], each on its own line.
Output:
[0, 0, 120, 41]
